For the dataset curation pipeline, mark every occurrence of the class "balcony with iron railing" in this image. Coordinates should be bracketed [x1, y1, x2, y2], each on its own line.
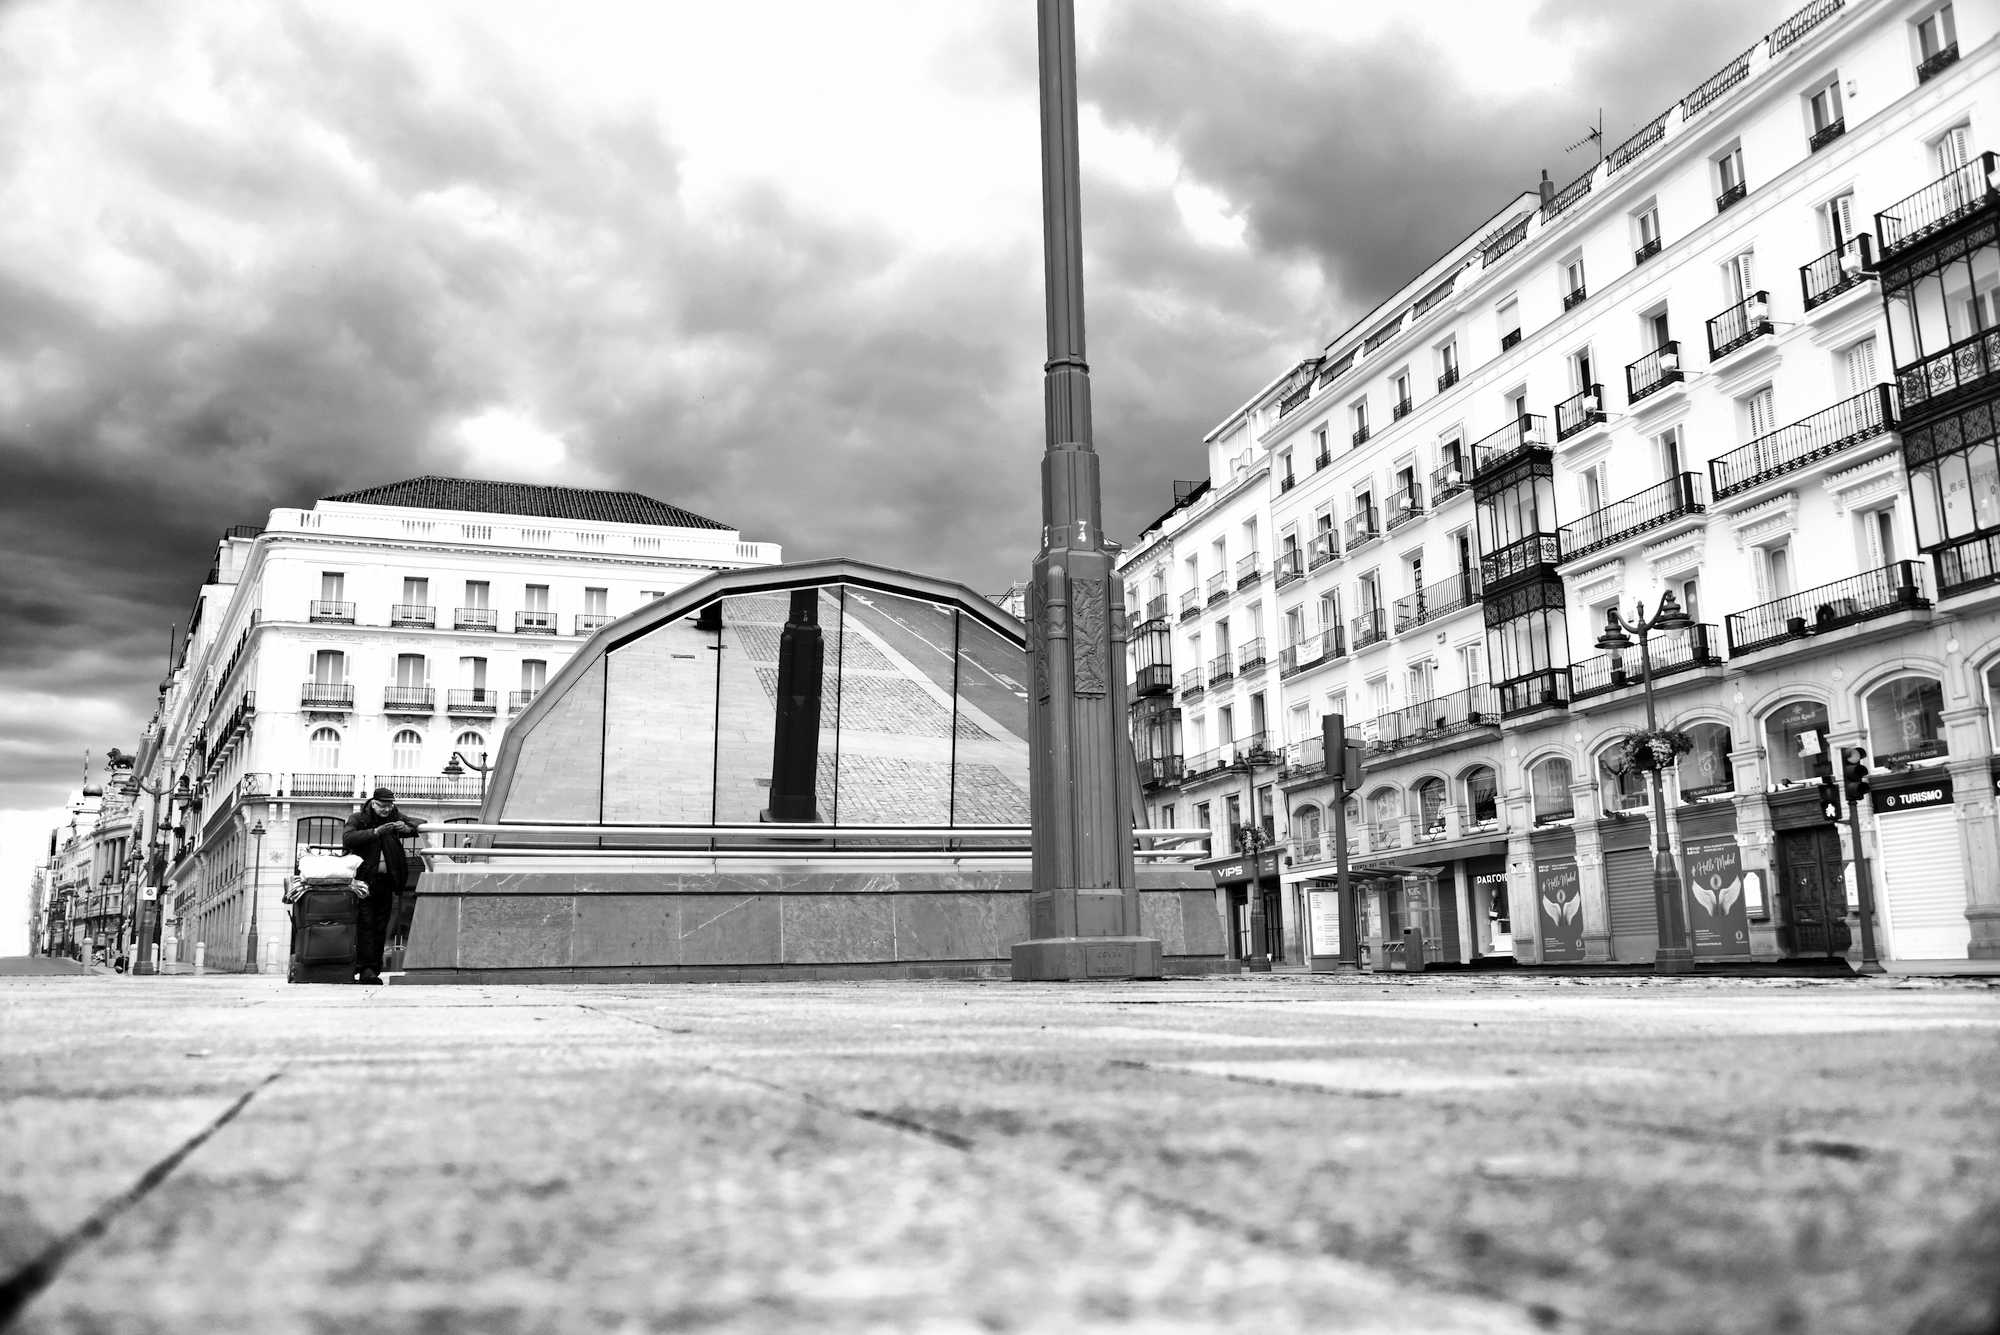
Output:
[1480, 533, 1561, 587]
[1314, 447, 1332, 470]
[1470, 414, 1549, 478]
[1571, 624, 1724, 701]
[1344, 506, 1381, 552]
[1145, 593, 1169, 622]
[1495, 668, 1572, 717]
[1634, 236, 1662, 266]
[447, 688, 500, 715]
[1555, 384, 1606, 441]
[575, 614, 612, 634]
[1392, 396, 1414, 422]
[1935, 532, 2000, 599]
[1876, 154, 1997, 261]
[390, 603, 435, 628]
[1134, 663, 1176, 696]
[1351, 607, 1387, 651]
[1385, 484, 1425, 531]
[1279, 626, 1346, 678]
[371, 775, 483, 802]
[1918, 42, 1959, 82]
[1430, 458, 1470, 504]
[1206, 651, 1235, 687]
[456, 607, 498, 631]
[1237, 637, 1267, 673]
[510, 689, 541, 712]
[1184, 748, 1224, 778]
[383, 686, 435, 713]
[288, 772, 357, 799]
[1559, 473, 1705, 563]
[1897, 326, 2000, 419]
[1809, 116, 1845, 152]
[1709, 386, 1896, 500]
[1801, 234, 1876, 310]
[309, 600, 355, 624]
[1280, 473, 1297, 493]
[1625, 341, 1683, 404]
[1274, 549, 1303, 587]
[300, 681, 355, 710]
[515, 610, 557, 635]
[1179, 668, 1205, 700]
[1235, 731, 1275, 765]
[1236, 552, 1263, 588]
[1179, 590, 1201, 622]
[1307, 531, 1339, 570]
[1366, 684, 1496, 756]
[1392, 571, 1481, 632]
[1500, 328, 1523, 351]
[1206, 572, 1231, 606]
[1726, 560, 1930, 656]
[1438, 365, 1460, 393]
[1706, 291, 1774, 361]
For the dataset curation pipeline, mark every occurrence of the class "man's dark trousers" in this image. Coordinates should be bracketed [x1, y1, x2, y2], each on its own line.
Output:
[357, 870, 398, 978]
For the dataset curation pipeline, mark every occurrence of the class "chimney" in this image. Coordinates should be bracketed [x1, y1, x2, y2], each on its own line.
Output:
[1539, 169, 1555, 210]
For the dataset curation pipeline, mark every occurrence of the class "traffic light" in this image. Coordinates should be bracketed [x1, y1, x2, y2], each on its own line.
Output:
[1343, 742, 1365, 790]
[1323, 714, 1365, 791]
[1841, 746, 1871, 805]
[1817, 776, 1841, 823]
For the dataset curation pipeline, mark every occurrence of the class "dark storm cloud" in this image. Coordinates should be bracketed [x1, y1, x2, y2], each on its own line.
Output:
[0, 0, 1812, 811]
[1083, 0, 1801, 312]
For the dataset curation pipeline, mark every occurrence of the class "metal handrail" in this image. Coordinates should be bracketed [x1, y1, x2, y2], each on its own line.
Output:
[1554, 384, 1606, 441]
[1307, 531, 1339, 569]
[1706, 290, 1774, 359]
[1726, 560, 1929, 655]
[1625, 341, 1683, 404]
[390, 603, 435, 626]
[1801, 234, 1875, 309]
[1709, 385, 1895, 498]
[1470, 414, 1550, 477]
[1344, 506, 1380, 550]
[1571, 624, 1722, 699]
[1558, 473, 1705, 561]
[1898, 326, 2000, 416]
[309, 600, 355, 622]
[1385, 484, 1425, 530]
[1875, 153, 1995, 258]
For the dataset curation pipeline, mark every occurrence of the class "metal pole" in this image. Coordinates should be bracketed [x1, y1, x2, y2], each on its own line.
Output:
[1013, 0, 1158, 981]
[1330, 714, 1360, 972]
[1640, 629, 1693, 972]
[1844, 786, 1886, 974]
[244, 824, 263, 974]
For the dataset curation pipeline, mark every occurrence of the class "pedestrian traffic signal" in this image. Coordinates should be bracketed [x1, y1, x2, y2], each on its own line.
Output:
[1841, 747, 1871, 804]
[1342, 742, 1365, 791]
[1817, 777, 1841, 822]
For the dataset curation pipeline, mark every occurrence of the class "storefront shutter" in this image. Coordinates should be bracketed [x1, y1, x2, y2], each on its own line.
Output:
[1604, 847, 1658, 961]
[1875, 808, 1971, 959]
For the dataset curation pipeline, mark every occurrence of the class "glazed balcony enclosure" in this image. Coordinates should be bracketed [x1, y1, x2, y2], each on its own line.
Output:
[1725, 561, 1930, 656]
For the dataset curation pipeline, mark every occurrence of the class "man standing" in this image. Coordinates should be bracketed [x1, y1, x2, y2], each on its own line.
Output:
[342, 787, 425, 985]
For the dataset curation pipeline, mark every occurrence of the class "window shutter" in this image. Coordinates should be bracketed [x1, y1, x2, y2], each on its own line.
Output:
[1846, 338, 1878, 392]
[1938, 124, 1971, 175]
[1752, 548, 1770, 600]
[1833, 193, 1854, 246]
[1749, 387, 1776, 438]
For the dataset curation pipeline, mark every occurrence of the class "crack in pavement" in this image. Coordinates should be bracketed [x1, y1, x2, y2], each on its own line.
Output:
[0, 1069, 284, 1330]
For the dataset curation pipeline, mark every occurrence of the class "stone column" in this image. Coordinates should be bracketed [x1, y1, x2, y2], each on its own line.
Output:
[1570, 778, 1612, 962]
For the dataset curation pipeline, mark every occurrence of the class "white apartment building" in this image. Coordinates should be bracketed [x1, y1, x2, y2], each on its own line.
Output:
[1122, 0, 2000, 970]
[154, 476, 780, 971]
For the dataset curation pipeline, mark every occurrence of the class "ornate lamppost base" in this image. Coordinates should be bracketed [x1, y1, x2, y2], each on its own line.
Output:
[1012, 935, 1164, 981]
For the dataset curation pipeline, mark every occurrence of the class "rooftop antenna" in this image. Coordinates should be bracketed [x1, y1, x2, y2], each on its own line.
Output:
[1565, 109, 1604, 169]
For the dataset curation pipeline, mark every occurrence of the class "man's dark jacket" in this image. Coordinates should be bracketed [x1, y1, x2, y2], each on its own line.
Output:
[342, 804, 426, 886]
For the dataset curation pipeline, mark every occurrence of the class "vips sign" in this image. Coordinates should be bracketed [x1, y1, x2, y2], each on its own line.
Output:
[1682, 836, 1751, 958]
[1534, 857, 1585, 961]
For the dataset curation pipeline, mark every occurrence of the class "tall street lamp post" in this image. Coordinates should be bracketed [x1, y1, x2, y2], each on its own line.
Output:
[1231, 821, 1275, 971]
[244, 820, 265, 973]
[1595, 591, 1695, 973]
[444, 751, 493, 805]
[1012, 0, 1161, 981]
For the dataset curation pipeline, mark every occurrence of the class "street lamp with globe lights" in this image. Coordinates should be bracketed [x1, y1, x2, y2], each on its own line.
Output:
[1595, 589, 1696, 972]
[443, 751, 493, 804]
[245, 820, 265, 973]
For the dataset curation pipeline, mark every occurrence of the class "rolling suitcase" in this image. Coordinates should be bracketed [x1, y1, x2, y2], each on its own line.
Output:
[288, 885, 361, 984]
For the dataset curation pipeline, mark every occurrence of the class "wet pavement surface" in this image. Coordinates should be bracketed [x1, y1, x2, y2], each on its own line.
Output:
[2, 972, 1996, 1334]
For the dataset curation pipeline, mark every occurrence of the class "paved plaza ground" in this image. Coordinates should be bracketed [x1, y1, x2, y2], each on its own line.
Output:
[2, 971, 1997, 1334]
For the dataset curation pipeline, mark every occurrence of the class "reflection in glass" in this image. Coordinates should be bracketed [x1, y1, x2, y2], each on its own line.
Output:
[832, 586, 959, 824]
[1865, 675, 1947, 764]
[953, 611, 1032, 824]
[1763, 700, 1830, 785]
[603, 609, 720, 823]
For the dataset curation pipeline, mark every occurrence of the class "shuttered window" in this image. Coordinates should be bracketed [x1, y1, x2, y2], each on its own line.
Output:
[1845, 338, 1879, 391]
[1746, 386, 1777, 438]
[1877, 808, 1971, 959]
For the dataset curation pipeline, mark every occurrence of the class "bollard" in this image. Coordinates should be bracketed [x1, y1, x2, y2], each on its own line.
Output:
[1402, 926, 1425, 974]
[194, 941, 206, 975]
[152, 945, 162, 973]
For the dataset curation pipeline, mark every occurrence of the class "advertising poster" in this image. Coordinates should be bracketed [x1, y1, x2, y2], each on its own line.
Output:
[1307, 890, 1342, 956]
[1534, 857, 1585, 961]
[1682, 836, 1751, 958]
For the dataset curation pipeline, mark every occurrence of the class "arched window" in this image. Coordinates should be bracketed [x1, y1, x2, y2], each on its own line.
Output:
[1677, 723, 1734, 800]
[1531, 757, 1574, 822]
[1865, 674, 1947, 764]
[1464, 766, 1499, 827]
[309, 727, 341, 771]
[391, 729, 423, 772]
[455, 730, 486, 751]
[1597, 745, 1648, 813]
[1296, 804, 1322, 838]
[1763, 700, 1831, 785]
[296, 816, 344, 857]
[1368, 786, 1404, 830]
[1415, 777, 1448, 834]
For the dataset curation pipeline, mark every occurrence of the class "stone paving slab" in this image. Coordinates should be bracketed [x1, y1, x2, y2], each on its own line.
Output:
[1, 973, 1996, 1334]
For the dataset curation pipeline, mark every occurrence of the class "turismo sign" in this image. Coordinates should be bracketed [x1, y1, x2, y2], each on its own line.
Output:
[1874, 772, 1953, 814]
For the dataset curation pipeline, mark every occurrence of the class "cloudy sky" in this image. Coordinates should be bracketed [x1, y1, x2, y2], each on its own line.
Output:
[0, 0, 1797, 948]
